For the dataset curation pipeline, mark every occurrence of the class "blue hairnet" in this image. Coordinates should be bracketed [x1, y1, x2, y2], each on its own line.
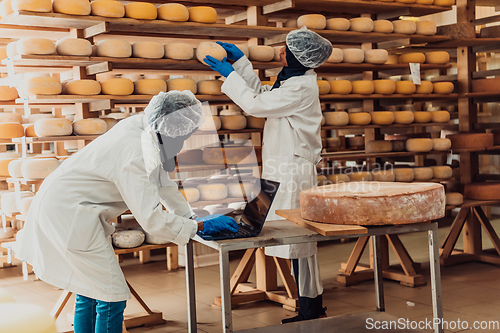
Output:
[286, 26, 333, 68]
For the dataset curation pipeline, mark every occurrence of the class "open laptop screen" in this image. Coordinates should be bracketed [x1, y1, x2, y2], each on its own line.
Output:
[240, 179, 280, 231]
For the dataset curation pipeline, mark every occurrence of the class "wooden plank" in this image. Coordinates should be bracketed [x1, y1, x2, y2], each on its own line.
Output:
[437, 23, 476, 39]
[474, 206, 500, 256]
[262, 0, 295, 15]
[113, 243, 176, 255]
[166, 246, 178, 270]
[229, 249, 256, 294]
[273, 257, 298, 299]
[11, 135, 99, 143]
[225, 11, 247, 25]
[472, 77, 500, 93]
[342, 236, 369, 275]
[440, 207, 469, 258]
[386, 234, 417, 276]
[474, 14, 500, 26]
[50, 290, 72, 319]
[255, 248, 277, 291]
[321, 149, 451, 161]
[480, 25, 500, 38]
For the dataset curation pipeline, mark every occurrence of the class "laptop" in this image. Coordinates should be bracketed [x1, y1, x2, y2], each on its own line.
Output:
[197, 178, 280, 241]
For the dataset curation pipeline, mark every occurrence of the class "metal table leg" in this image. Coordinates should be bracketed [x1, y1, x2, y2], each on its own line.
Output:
[219, 249, 233, 333]
[428, 225, 444, 333]
[372, 235, 385, 312]
[185, 241, 197, 333]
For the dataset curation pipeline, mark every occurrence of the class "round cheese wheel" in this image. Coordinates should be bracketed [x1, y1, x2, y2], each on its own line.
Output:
[348, 171, 373, 182]
[330, 80, 352, 94]
[373, 20, 393, 33]
[327, 48, 343, 63]
[132, 41, 164, 59]
[188, 6, 217, 23]
[413, 167, 434, 181]
[415, 81, 433, 94]
[391, 140, 406, 152]
[393, 111, 414, 124]
[19, 195, 33, 215]
[446, 192, 463, 206]
[0, 86, 18, 101]
[34, 118, 72, 136]
[177, 149, 203, 165]
[199, 116, 221, 131]
[327, 174, 350, 184]
[431, 110, 450, 123]
[73, 118, 107, 135]
[8, 159, 23, 178]
[432, 138, 451, 151]
[197, 183, 228, 201]
[406, 138, 433, 152]
[317, 81, 330, 95]
[464, 183, 500, 200]
[167, 78, 197, 94]
[324, 111, 349, 126]
[56, 38, 92, 57]
[248, 46, 274, 62]
[202, 146, 254, 165]
[393, 20, 417, 34]
[24, 76, 62, 95]
[371, 111, 394, 125]
[101, 78, 134, 95]
[124, 2, 157, 20]
[164, 43, 194, 60]
[196, 41, 227, 65]
[326, 137, 340, 148]
[0, 47, 6, 60]
[413, 111, 432, 123]
[179, 187, 200, 203]
[373, 80, 396, 95]
[91, 0, 124, 18]
[0, 302, 57, 333]
[434, 0, 455, 5]
[426, 51, 449, 64]
[297, 14, 326, 30]
[347, 136, 363, 148]
[395, 81, 416, 95]
[416, 21, 436, 35]
[227, 182, 253, 198]
[396, 0, 416, 3]
[273, 46, 281, 61]
[399, 52, 425, 64]
[65, 80, 101, 95]
[447, 133, 494, 149]
[134, 79, 167, 95]
[394, 168, 414, 182]
[0, 158, 16, 177]
[11, 0, 51, 12]
[285, 19, 297, 28]
[16, 37, 55, 55]
[0, 0, 13, 18]
[342, 48, 364, 63]
[349, 17, 373, 32]
[349, 112, 371, 125]
[158, 3, 188, 21]
[352, 80, 374, 95]
[197, 80, 223, 95]
[113, 230, 145, 248]
[21, 158, 60, 179]
[432, 166, 452, 179]
[96, 39, 131, 58]
[433, 82, 454, 94]
[372, 170, 395, 182]
[52, 0, 90, 15]
[247, 116, 265, 129]
[366, 140, 392, 153]
[220, 115, 247, 130]
[100, 117, 117, 131]
[6, 42, 17, 59]
[416, 0, 433, 3]
[364, 49, 388, 64]
[326, 18, 349, 31]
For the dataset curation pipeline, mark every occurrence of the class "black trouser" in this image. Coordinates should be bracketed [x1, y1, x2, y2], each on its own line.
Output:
[292, 258, 324, 319]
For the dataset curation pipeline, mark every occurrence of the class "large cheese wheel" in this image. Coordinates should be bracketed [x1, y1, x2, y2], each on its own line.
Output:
[124, 2, 157, 20]
[413, 111, 432, 123]
[113, 230, 145, 248]
[199, 116, 221, 131]
[134, 79, 166, 95]
[326, 18, 349, 31]
[158, 3, 189, 21]
[297, 14, 326, 30]
[433, 82, 454, 94]
[415, 81, 433, 94]
[446, 133, 494, 149]
[349, 17, 373, 32]
[327, 174, 350, 184]
[177, 149, 203, 165]
[65, 80, 101, 95]
[393, 111, 414, 124]
[132, 41, 164, 59]
[273, 46, 281, 61]
[0, 227, 15, 240]
[342, 49, 364, 63]
[101, 78, 134, 95]
[96, 39, 131, 58]
[0, 0, 13, 18]
[393, 20, 417, 34]
[8, 159, 23, 178]
[196, 42, 227, 65]
[73, 118, 107, 135]
[197, 183, 228, 201]
[21, 158, 60, 179]
[426, 51, 449, 64]
[391, 140, 406, 152]
[416, 0, 433, 3]
[202, 146, 254, 165]
[0, 303, 57, 333]
[52, 0, 91, 15]
[352, 80, 374, 94]
[364, 49, 388, 64]
[371, 111, 394, 125]
[446, 192, 463, 206]
[386, 54, 399, 64]
[399, 52, 425, 64]
[434, 0, 455, 5]
[394, 168, 414, 182]
[0, 122, 23, 139]
[395, 81, 416, 95]
[373, 20, 393, 33]
[326, 137, 340, 148]
[366, 140, 392, 153]
[16, 37, 55, 55]
[317, 81, 330, 95]
[349, 171, 373, 182]
[432, 166, 452, 179]
[227, 182, 253, 198]
[56, 38, 92, 57]
[24, 76, 62, 95]
[349, 112, 371, 125]
[100, 117, 117, 131]
[330, 80, 352, 94]
[413, 167, 434, 181]
[220, 115, 246, 130]
[11, 0, 51, 12]
[179, 187, 200, 203]
[0, 86, 18, 101]
[372, 170, 395, 182]
[327, 48, 343, 63]
[6, 42, 17, 58]
[188, 6, 217, 23]
[464, 183, 500, 200]
[167, 78, 197, 94]
[347, 136, 364, 147]
[396, 0, 416, 3]
[432, 138, 451, 151]
[431, 110, 450, 123]
[24, 123, 37, 137]
[248, 46, 274, 62]
[197, 80, 222, 95]
[91, 0, 124, 18]
[164, 43, 194, 60]
[406, 138, 433, 152]
[0, 158, 15, 176]
[34, 118, 72, 136]
[246, 116, 264, 129]
[324, 111, 349, 126]
[373, 80, 396, 95]
[416, 21, 437, 35]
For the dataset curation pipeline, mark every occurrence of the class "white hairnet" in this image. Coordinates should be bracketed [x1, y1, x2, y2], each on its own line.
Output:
[286, 26, 333, 68]
[144, 90, 205, 138]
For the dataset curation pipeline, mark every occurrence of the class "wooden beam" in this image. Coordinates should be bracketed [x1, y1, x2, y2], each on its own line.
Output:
[255, 248, 277, 291]
[229, 249, 256, 294]
[474, 14, 500, 26]
[376, 8, 410, 20]
[262, 0, 295, 15]
[437, 23, 476, 39]
[87, 62, 111, 76]
[341, 236, 369, 275]
[474, 206, 500, 256]
[84, 22, 109, 38]
[225, 11, 247, 25]
[440, 207, 469, 258]
[273, 257, 298, 299]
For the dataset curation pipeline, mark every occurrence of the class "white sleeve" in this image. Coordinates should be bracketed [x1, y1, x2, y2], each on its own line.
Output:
[232, 56, 272, 94]
[158, 169, 194, 219]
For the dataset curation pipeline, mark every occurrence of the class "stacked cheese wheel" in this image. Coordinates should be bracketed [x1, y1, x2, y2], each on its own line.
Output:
[328, 79, 453, 96]
[0, 112, 25, 139]
[322, 110, 450, 127]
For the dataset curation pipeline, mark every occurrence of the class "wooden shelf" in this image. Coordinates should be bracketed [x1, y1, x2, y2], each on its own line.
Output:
[452, 145, 500, 154]
[176, 163, 259, 172]
[321, 149, 451, 161]
[113, 243, 176, 255]
[321, 122, 451, 131]
[320, 93, 458, 102]
[7, 178, 44, 186]
[11, 135, 99, 143]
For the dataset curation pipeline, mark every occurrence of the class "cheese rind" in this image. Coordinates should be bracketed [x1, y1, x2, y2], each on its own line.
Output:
[349, 112, 371, 125]
[372, 170, 395, 182]
[166, 78, 197, 94]
[433, 82, 454, 94]
[416, 21, 437, 35]
[364, 49, 388, 64]
[24, 76, 62, 96]
[0, 86, 19, 101]
[348, 171, 373, 182]
[413, 111, 432, 123]
[158, 3, 189, 21]
[96, 39, 131, 58]
[446, 133, 494, 149]
[0, 122, 24, 139]
[52, 0, 91, 15]
[431, 166, 452, 179]
[327, 48, 343, 63]
[342, 49, 364, 63]
[393, 20, 417, 34]
[425, 51, 450, 64]
[349, 17, 373, 32]
[317, 81, 330, 95]
[393, 111, 414, 124]
[164, 43, 194, 60]
[73, 119, 107, 135]
[17, 37, 55, 55]
[179, 187, 200, 202]
[34, 118, 73, 137]
[197, 183, 228, 201]
[366, 140, 392, 153]
[56, 38, 92, 56]
[297, 14, 327, 30]
[248, 46, 274, 62]
[395, 81, 416, 95]
[12, 0, 51, 12]
[373, 80, 396, 95]
[196, 42, 227, 65]
[329, 80, 352, 94]
[124, 2, 157, 19]
[65, 80, 101, 95]
[326, 18, 349, 31]
[415, 81, 434, 94]
[101, 78, 134, 95]
[413, 167, 434, 180]
[132, 41, 164, 59]
[431, 110, 450, 123]
[406, 138, 433, 152]
[91, 0, 125, 18]
[432, 138, 452, 151]
[351, 80, 374, 95]
[202, 146, 255, 165]
[197, 80, 223, 95]
[326, 174, 350, 184]
[134, 79, 167, 95]
[220, 115, 247, 130]
[324, 111, 349, 126]
[21, 158, 60, 179]
[446, 192, 463, 206]
[464, 183, 500, 200]
[373, 20, 393, 33]
[399, 52, 425, 64]
[112, 230, 145, 248]
[188, 6, 217, 23]
[370, 111, 395, 125]
[394, 168, 414, 182]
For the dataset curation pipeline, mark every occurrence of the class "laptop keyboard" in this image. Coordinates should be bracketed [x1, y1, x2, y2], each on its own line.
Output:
[216, 222, 255, 237]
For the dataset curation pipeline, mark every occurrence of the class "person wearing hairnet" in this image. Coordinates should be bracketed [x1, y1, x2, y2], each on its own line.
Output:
[204, 27, 332, 324]
[15, 90, 238, 333]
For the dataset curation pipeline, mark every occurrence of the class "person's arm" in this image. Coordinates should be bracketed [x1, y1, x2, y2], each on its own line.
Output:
[157, 169, 195, 219]
[231, 56, 270, 94]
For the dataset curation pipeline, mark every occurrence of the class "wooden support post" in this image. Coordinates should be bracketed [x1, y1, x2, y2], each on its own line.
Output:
[255, 248, 277, 291]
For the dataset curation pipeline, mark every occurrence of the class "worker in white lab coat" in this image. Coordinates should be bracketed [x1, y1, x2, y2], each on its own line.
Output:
[15, 91, 238, 333]
[204, 27, 332, 323]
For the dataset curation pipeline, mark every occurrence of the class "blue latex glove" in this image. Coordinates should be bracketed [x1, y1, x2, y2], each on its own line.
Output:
[216, 41, 244, 61]
[204, 56, 234, 77]
[197, 214, 239, 235]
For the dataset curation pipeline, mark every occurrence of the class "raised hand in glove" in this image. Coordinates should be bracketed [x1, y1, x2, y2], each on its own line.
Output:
[196, 214, 239, 235]
[204, 56, 234, 77]
[216, 41, 244, 61]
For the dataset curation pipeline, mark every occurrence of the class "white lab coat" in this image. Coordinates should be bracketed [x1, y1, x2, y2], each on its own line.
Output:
[222, 56, 323, 297]
[16, 115, 197, 302]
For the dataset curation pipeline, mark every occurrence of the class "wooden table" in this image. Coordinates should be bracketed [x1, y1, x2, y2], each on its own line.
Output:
[184, 219, 443, 333]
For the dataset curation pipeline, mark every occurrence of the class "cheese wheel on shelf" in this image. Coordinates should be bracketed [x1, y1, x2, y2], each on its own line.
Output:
[179, 188, 200, 203]
[227, 182, 254, 198]
[347, 136, 364, 148]
[393, 20, 417, 34]
[342, 48, 364, 63]
[326, 137, 340, 148]
[416, 21, 437, 35]
[24, 75, 62, 96]
[164, 43, 194, 60]
[273, 46, 281, 61]
[134, 79, 167, 95]
[158, 3, 189, 21]
[0, 158, 15, 177]
[406, 138, 433, 152]
[413, 167, 434, 181]
[56, 38, 92, 57]
[373, 20, 393, 33]
[8, 159, 23, 178]
[349, 17, 373, 32]
[12, 0, 51, 12]
[432, 138, 451, 151]
[297, 14, 326, 30]
[364, 49, 388, 64]
[247, 116, 265, 129]
[396, 0, 416, 3]
[391, 140, 406, 152]
[399, 52, 425, 64]
[113, 230, 145, 248]
[248, 46, 274, 62]
[371, 111, 394, 125]
[101, 78, 134, 95]
[415, 81, 433, 94]
[434, 0, 455, 5]
[433, 81, 454, 94]
[393, 111, 414, 124]
[366, 140, 392, 153]
[197, 80, 223, 95]
[324, 111, 349, 126]
[199, 116, 221, 131]
[16, 37, 55, 55]
[203, 146, 255, 165]
[425, 51, 449, 64]
[196, 42, 227, 65]
[65, 80, 101, 95]
[394, 168, 414, 182]
[220, 115, 247, 130]
[386, 54, 399, 64]
[432, 166, 452, 179]
[446, 133, 494, 149]
[0, 227, 15, 240]
[431, 110, 450, 123]
[0, 122, 23, 139]
[330, 80, 352, 94]
[132, 41, 164, 59]
[34, 118, 72, 137]
[188, 6, 217, 23]
[326, 18, 349, 31]
[91, 0, 125, 18]
[349, 112, 371, 125]
[446, 192, 463, 206]
[395, 81, 416, 95]
[177, 149, 203, 165]
[285, 19, 297, 28]
[21, 158, 60, 179]
[96, 39, 131, 58]
[0, 86, 18, 101]
[327, 48, 343, 63]
[327, 174, 350, 184]
[73, 119, 107, 135]
[317, 81, 330, 95]
[124, 2, 157, 20]
[352, 80, 374, 95]
[372, 170, 395, 182]
[348, 171, 373, 182]
[416, 0, 433, 3]
[53, 0, 91, 15]
[6, 41, 17, 58]
[413, 111, 432, 123]
[373, 80, 396, 95]
[166, 78, 197, 94]
[197, 183, 228, 201]
[100, 117, 117, 131]
[464, 183, 500, 200]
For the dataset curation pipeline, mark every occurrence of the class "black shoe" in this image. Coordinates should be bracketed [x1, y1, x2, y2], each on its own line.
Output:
[281, 312, 305, 324]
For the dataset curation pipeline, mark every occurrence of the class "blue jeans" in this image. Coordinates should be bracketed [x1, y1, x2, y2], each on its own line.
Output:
[74, 294, 127, 333]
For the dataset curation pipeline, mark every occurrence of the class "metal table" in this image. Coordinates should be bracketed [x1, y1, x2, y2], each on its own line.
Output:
[184, 220, 443, 333]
